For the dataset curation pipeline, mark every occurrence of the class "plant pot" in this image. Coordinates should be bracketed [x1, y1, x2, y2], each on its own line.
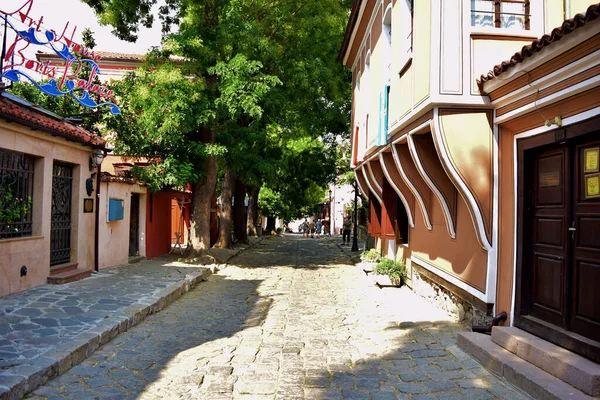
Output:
[373, 274, 402, 288]
[357, 261, 377, 273]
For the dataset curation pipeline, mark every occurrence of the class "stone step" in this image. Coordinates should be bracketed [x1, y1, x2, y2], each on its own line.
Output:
[491, 326, 600, 397]
[47, 268, 93, 285]
[48, 262, 78, 275]
[457, 332, 596, 400]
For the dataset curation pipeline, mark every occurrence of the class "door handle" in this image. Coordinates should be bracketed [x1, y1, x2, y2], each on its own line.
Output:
[569, 223, 576, 241]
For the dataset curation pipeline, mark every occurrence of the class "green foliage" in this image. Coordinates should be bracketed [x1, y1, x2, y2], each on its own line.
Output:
[373, 259, 407, 286]
[82, 0, 353, 207]
[275, 227, 283, 234]
[0, 190, 31, 224]
[360, 249, 381, 263]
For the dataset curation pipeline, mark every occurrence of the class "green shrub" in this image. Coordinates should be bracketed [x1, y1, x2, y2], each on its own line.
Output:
[373, 258, 407, 286]
[276, 227, 283, 233]
[360, 249, 381, 262]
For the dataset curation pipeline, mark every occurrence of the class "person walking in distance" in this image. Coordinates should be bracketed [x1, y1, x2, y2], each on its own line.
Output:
[315, 219, 322, 239]
[342, 215, 352, 245]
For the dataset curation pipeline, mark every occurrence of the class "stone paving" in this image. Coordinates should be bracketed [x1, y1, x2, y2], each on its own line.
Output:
[26, 235, 530, 399]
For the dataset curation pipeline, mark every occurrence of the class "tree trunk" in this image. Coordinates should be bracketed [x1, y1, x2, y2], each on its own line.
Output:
[214, 169, 236, 248]
[233, 177, 248, 243]
[246, 185, 260, 236]
[189, 130, 217, 253]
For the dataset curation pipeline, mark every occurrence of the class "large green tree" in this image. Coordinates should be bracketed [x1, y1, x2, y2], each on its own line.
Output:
[83, 0, 352, 249]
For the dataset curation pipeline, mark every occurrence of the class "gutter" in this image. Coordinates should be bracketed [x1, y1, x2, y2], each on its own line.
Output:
[338, 0, 363, 63]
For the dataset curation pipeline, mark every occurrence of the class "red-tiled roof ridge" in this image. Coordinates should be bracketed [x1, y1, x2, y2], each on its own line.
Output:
[477, 3, 600, 93]
[0, 91, 105, 148]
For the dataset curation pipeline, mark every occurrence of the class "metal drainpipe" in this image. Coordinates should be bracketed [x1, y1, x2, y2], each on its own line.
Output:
[93, 152, 103, 272]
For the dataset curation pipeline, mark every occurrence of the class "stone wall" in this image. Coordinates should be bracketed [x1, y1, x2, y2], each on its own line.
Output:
[411, 267, 493, 328]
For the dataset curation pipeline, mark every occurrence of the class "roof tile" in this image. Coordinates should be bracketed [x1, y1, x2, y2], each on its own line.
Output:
[0, 92, 106, 147]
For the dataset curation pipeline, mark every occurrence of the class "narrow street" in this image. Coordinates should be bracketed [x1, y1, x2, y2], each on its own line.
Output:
[29, 235, 529, 400]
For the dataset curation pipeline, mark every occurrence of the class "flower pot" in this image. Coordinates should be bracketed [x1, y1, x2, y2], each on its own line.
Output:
[357, 261, 377, 273]
[373, 274, 402, 288]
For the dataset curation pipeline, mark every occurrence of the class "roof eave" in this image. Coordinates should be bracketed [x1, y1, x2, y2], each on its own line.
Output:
[338, 0, 363, 64]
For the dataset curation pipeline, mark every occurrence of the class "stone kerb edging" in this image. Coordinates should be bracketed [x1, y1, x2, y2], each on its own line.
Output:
[0, 269, 211, 400]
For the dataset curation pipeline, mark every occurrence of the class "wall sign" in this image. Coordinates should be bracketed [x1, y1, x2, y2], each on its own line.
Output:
[584, 147, 599, 173]
[0, 0, 120, 114]
[539, 171, 560, 188]
[83, 198, 94, 213]
[585, 174, 600, 199]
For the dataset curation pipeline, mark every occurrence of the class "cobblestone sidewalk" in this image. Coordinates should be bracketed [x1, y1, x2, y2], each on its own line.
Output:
[25, 235, 529, 399]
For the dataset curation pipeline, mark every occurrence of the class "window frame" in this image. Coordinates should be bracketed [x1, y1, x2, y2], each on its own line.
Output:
[0, 149, 35, 240]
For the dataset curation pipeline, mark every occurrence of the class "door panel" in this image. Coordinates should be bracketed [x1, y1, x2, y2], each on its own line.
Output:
[571, 141, 600, 341]
[528, 148, 569, 327]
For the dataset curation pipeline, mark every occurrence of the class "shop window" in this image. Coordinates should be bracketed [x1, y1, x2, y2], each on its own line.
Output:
[0, 149, 34, 239]
[471, 0, 530, 30]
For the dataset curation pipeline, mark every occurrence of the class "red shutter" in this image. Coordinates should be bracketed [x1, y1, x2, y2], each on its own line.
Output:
[368, 193, 382, 237]
[381, 180, 397, 238]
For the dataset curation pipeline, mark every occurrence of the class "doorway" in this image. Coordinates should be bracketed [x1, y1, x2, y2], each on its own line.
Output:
[517, 129, 600, 362]
[129, 193, 140, 256]
[50, 163, 73, 267]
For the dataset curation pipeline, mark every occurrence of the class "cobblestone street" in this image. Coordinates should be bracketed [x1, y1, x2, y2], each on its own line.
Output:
[28, 235, 529, 400]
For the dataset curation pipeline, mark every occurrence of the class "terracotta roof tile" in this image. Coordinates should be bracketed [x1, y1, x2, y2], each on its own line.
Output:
[477, 3, 600, 93]
[0, 91, 106, 147]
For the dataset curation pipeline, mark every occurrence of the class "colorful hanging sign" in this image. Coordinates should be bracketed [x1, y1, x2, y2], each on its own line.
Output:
[0, 0, 120, 114]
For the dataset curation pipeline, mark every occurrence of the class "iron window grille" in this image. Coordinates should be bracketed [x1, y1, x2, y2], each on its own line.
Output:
[0, 149, 34, 239]
[471, 0, 531, 30]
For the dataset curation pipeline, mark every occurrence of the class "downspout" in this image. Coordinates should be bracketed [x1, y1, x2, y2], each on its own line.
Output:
[565, 0, 571, 19]
[93, 150, 106, 272]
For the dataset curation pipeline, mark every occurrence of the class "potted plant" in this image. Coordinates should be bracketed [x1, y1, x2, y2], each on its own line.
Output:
[372, 258, 407, 287]
[358, 248, 381, 273]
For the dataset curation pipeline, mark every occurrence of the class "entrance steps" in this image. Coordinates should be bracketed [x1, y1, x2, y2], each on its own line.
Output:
[458, 327, 600, 399]
[47, 263, 92, 284]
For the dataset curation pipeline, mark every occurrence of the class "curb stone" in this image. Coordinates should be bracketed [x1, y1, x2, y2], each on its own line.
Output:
[0, 268, 211, 400]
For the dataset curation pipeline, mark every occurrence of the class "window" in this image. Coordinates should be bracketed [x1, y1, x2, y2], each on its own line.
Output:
[471, 0, 530, 30]
[0, 149, 34, 239]
[399, 0, 414, 72]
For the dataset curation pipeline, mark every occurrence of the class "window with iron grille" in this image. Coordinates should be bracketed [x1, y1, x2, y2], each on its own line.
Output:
[471, 0, 530, 30]
[0, 149, 34, 239]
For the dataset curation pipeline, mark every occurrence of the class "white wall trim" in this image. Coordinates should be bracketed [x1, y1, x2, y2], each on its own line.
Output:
[391, 141, 433, 230]
[407, 126, 457, 239]
[494, 75, 600, 124]
[367, 160, 383, 194]
[378, 152, 415, 228]
[354, 167, 369, 200]
[362, 164, 382, 205]
[411, 255, 490, 303]
[509, 106, 600, 326]
[492, 49, 600, 108]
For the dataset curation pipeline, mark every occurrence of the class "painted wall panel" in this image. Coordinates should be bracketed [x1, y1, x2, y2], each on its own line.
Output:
[438, 110, 493, 243]
[414, 0, 431, 105]
[545, 0, 565, 33]
[410, 197, 488, 292]
[471, 38, 531, 94]
[398, 66, 413, 118]
[440, 0, 462, 94]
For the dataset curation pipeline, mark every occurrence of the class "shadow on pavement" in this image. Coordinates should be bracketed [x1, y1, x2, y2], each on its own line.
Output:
[31, 274, 269, 399]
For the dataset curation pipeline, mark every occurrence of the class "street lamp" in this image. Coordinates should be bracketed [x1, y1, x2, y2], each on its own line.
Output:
[328, 189, 332, 236]
[351, 180, 359, 251]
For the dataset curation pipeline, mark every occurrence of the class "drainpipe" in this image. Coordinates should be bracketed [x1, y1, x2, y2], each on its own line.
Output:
[93, 149, 106, 272]
[565, 0, 571, 19]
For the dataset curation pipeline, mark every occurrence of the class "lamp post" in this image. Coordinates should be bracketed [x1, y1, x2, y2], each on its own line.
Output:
[328, 189, 332, 236]
[351, 180, 359, 251]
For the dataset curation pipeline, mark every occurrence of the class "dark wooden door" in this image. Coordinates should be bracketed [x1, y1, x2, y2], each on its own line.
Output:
[129, 194, 139, 256]
[523, 136, 600, 345]
[571, 140, 600, 342]
[525, 146, 570, 328]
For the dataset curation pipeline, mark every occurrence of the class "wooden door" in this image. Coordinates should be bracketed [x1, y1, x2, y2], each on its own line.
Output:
[129, 194, 139, 257]
[571, 140, 600, 342]
[524, 145, 570, 328]
[523, 136, 600, 349]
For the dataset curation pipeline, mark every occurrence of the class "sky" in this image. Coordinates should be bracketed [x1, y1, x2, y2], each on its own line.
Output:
[2, 0, 163, 55]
